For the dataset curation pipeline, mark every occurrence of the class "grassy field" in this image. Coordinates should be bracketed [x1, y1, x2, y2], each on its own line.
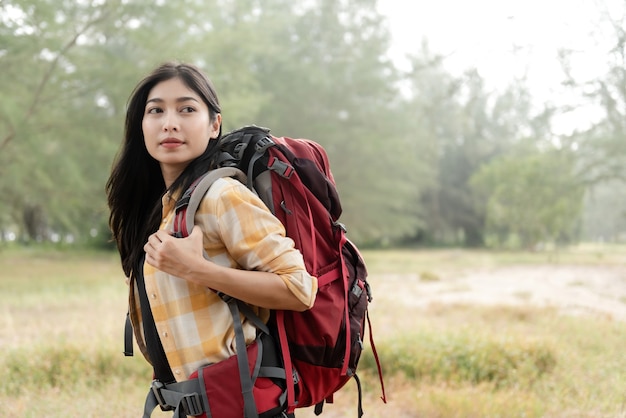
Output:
[1, 245, 625, 417]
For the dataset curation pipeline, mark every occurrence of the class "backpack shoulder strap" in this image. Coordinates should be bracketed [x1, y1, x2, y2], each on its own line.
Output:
[173, 167, 246, 237]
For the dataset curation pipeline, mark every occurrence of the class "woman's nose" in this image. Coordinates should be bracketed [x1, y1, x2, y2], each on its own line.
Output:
[163, 112, 180, 131]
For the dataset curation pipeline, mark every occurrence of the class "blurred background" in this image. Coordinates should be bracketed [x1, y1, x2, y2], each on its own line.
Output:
[3, 2, 626, 416]
[1, 0, 625, 250]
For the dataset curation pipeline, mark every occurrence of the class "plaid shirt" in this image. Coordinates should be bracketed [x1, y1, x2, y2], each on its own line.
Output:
[128, 177, 317, 381]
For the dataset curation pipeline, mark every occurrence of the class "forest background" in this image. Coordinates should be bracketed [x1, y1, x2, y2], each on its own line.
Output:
[3, 1, 626, 417]
[1, 0, 626, 250]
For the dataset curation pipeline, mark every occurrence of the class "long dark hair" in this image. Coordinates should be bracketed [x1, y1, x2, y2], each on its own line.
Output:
[106, 62, 222, 278]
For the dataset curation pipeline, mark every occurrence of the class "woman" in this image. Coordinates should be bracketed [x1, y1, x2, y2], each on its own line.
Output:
[106, 62, 317, 414]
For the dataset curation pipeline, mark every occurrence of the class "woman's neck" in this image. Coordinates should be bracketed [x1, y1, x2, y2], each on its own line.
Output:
[160, 164, 185, 189]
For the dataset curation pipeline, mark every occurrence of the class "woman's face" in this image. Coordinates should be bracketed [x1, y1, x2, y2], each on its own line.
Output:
[142, 77, 221, 185]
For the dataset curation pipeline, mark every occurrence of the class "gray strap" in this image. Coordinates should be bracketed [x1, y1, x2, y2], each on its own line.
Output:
[246, 134, 275, 192]
[252, 333, 264, 381]
[197, 365, 213, 418]
[235, 299, 270, 335]
[226, 298, 259, 418]
[184, 167, 247, 237]
[143, 379, 205, 418]
[143, 389, 159, 418]
[259, 366, 286, 380]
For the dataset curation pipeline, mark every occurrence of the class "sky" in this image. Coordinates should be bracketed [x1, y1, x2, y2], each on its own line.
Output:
[376, 0, 621, 133]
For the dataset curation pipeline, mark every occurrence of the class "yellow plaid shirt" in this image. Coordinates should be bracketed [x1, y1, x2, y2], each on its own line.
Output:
[128, 177, 317, 381]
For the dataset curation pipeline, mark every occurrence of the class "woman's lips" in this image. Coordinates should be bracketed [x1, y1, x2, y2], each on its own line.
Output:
[160, 138, 184, 148]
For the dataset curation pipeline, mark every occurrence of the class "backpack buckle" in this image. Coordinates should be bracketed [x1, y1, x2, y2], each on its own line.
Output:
[333, 221, 347, 233]
[268, 157, 294, 178]
[179, 392, 203, 416]
[255, 136, 275, 153]
[174, 196, 190, 212]
[151, 380, 204, 416]
[151, 380, 174, 411]
[233, 142, 248, 160]
[364, 280, 373, 302]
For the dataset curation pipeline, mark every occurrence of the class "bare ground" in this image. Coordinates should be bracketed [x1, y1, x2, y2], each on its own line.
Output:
[385, 264, 626, 321]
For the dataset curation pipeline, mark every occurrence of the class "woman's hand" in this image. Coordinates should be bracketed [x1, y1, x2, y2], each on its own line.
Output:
[144, 225, 311, 311]
[144, 226, 205, 277]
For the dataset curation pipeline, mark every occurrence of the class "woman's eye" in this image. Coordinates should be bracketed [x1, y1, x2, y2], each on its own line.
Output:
[181, 106, 195, 113]
[146, 107, 162, 114]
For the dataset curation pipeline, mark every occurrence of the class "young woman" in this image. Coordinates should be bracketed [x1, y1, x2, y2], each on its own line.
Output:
[106, 62, 317, 414]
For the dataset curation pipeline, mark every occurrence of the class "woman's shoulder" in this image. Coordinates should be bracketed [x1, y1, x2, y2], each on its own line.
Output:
[208, 175, 248, 195]
[196, 174, 276, 225]
[199, 175, 259, 210]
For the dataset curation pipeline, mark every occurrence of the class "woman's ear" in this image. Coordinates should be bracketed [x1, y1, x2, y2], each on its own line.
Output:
[210, 114, 222, 139]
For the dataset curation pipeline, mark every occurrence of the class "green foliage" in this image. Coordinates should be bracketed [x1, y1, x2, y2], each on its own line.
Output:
[360, 331, 556, 389]
[557, 8, 626, 243]
[0, 0, 427, 246]
[471, 149, 585, 248]
[1, 0, 625, 248]
[402, 48, 552, 247]
[559, 7, 626, 185]
[235, 0, 426, 244]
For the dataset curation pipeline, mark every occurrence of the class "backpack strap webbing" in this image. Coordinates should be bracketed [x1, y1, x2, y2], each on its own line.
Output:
[224, 297, 265, 418]
[367, 310, 387, 403]
[314, 373, 364, 418]
[124, 312, 133, 356]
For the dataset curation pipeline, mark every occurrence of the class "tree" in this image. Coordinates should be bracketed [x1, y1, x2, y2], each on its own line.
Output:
[471, 149, 584, 249]
[557, 0, 626, 184]
[0, 0, 235, 242]
[1, 0, 419, 246]
[0, 0, 128, 241]
[403, 43, 549, 246]
[228, 0, 426, 244]
[553, 1, 626, 243]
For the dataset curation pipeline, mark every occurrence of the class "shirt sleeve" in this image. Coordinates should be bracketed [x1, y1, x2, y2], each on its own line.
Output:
[195, 177, 317, 308]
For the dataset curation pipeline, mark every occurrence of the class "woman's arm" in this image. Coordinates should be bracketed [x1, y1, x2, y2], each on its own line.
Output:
[145, 177, 317, 311]
[144, 226, 311, 311]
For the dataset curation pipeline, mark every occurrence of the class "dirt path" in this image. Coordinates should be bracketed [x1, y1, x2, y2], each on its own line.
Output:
[391, 264, 626, 321]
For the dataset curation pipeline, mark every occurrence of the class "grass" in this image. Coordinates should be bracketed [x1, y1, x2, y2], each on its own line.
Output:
[1, 246, 626, 417]
[364, 331, 556, 388]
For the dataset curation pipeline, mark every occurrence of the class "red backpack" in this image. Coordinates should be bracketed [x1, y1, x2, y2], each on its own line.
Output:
[137, 126, 385, 418]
